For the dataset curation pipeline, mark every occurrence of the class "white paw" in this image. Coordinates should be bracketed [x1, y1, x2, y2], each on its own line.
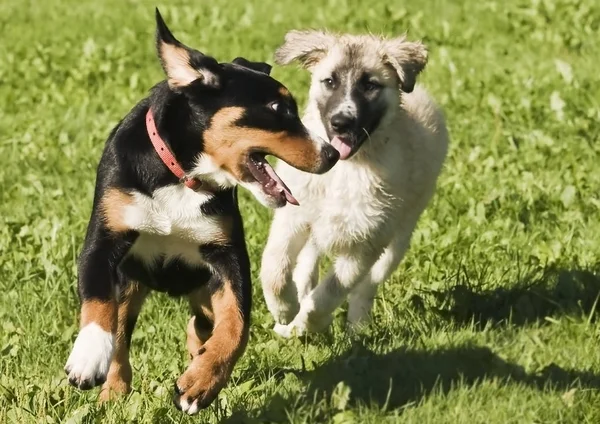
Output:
[273, 313, 333, 338]
[64, 324, 115, 390]
[273, 322, 305, 338]
[262, 288, 299, 325]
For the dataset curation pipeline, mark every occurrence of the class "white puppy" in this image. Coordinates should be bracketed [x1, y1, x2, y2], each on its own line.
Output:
[260, 30, 449, 337]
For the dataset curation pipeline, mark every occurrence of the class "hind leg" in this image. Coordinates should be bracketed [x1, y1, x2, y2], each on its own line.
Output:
[99, 281, 149, 402]
[347, 234, 412, 328]
[186, 286, 214, 359]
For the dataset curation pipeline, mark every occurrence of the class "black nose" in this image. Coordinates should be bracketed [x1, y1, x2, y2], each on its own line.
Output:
[323, 144, 340, 163]
[330, 113, 356, 133]
[318, 144, 340, 172]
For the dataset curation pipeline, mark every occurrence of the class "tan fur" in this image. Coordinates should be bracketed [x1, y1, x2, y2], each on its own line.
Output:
[100, 188, 133, 233]
[278, 86, 292, 97]
[274, 30, 336, 68]
[99, 283, 149, 402]
[203, 106, 323, 177]
[160, 43, 203, 88]
[81, 300, 117, 333]
[186, 287, 214, 358]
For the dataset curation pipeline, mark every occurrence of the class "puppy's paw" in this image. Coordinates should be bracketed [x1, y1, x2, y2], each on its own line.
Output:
[64, 324, 114, 390]
[263, 290, 300, 325]
[173, 353, 229, 415]
[273, 322, 304, 338]
[273, 312, 333, 338]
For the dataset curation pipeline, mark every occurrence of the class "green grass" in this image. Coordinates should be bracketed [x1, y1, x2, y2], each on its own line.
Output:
[1, 0, 600, 422]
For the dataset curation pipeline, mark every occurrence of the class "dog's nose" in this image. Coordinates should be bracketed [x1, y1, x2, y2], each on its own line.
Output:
[322, 143, 340, 165]
[330, 113, 356, 133]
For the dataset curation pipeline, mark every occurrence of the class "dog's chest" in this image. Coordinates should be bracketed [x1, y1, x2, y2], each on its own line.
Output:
[304, 164, 396, 249]
[124, 186, 226, 267]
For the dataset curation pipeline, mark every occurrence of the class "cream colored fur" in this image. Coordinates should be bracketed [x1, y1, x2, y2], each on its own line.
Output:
[260, 31, 449, 337]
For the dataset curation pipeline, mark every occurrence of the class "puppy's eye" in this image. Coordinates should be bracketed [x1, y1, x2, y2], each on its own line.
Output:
[269, 102, 280, 112]
[364, 81, 382, 92]
[322, 78, 335, 89]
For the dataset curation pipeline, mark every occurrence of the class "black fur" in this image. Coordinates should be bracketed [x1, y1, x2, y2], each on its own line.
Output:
[68, 8, 336, 408]
[317, 69, 388, 159]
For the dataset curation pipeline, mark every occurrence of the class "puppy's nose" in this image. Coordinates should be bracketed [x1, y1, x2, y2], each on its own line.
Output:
[318, 143, 340, 173]
[330, 113, 356, 133]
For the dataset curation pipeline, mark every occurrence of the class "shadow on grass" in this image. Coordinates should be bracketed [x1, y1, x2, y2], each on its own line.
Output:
[428, 266, 600, 326]
[224, 343, 600, 423]
[300, 343, 600, 409]
[223, 267, 600, 422]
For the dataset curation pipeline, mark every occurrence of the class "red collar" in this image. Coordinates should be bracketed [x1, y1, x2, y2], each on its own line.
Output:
[146, 108, 202, 191]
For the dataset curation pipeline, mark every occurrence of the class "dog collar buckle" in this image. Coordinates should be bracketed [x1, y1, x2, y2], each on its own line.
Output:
[179, 175, 203, 191]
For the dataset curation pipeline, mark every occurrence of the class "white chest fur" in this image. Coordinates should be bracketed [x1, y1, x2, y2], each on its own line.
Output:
[278, 160, 400, 251]
[122, 185, 225, 267]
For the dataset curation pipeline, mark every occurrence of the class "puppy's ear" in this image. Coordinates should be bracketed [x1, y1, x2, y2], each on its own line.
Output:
[274, 30, 335, 69]
[232, 57, 272, 75]
[155, 8, 220, 89]
[383, 37, 428, 93]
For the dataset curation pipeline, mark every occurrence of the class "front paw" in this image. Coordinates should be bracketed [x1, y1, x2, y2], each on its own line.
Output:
[263, 291, 300, 325]
[273, 321, 304, 338]
[173, 353, 229, 415]
[273, 313, 333, 338]
[64, 324, 115, 390]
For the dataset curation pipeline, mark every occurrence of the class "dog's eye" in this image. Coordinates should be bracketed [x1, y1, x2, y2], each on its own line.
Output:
[268, 101, 295, 117]
[364, 80, 382, 92]
[322, 78, 335, 89]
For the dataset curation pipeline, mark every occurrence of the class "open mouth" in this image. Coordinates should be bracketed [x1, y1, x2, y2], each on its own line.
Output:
[247, 153, 299, 206]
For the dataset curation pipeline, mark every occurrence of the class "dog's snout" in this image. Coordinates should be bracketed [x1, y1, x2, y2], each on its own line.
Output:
[330, 113, 356, 133]
[323, 144, 339, 164]
[316, 143, 339, 173]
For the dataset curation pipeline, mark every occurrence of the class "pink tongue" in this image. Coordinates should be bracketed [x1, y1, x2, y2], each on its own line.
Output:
[330, 136, 352, 160]
[263, 162, 299, 205]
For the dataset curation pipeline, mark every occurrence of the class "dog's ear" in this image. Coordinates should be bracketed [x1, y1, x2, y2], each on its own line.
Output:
[155, 8, 220, 89]
[274, 30, 335, 69]
[232, 57, 272, 75]
[382, 37, 428, 93]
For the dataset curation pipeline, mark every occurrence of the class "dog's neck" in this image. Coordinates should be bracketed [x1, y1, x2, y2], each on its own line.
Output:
[147, 84, 233, 193]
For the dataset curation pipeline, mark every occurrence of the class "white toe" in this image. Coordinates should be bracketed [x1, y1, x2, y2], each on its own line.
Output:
[186, 400, 200, 415]
[65, 323, 114, 388]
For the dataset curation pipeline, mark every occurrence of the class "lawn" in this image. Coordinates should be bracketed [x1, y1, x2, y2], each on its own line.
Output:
[1, 0, 600, 422]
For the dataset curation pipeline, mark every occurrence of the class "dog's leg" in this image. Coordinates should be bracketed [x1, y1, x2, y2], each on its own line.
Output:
[346, 234, 412, 329]
[274, 250, 379, 338]
[174, 246, 250, 415]
[65, 235, 123, 390]
[98, 281, 149, 402]
[292, 238, 320, 303]
[186, 286, 214, 359]
[260, 211, 310, 324]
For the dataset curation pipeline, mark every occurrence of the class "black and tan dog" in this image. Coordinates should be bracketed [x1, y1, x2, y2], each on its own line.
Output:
[64, 9, 339, 414]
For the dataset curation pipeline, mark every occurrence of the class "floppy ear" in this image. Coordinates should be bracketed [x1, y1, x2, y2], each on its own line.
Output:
[382, 37, 428, 93]
[155, 8, 220, 89]
[274, 30, 336, 69]
[232, 57, 272, 75]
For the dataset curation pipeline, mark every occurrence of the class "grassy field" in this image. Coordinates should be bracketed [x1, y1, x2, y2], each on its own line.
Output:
[1, 0, 600, 422]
